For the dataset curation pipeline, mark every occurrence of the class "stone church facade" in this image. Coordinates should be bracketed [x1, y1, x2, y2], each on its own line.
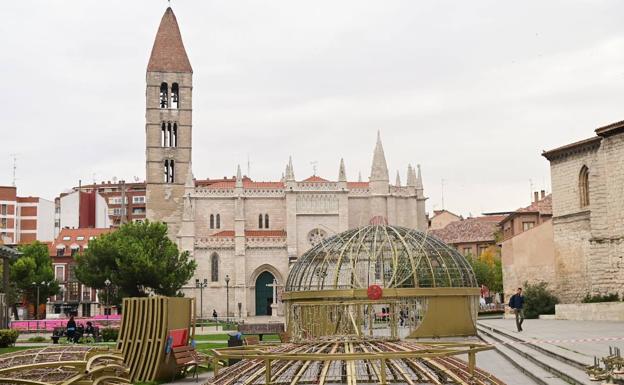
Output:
[543, 120, 624, 303]
[145, 8, 428, 318]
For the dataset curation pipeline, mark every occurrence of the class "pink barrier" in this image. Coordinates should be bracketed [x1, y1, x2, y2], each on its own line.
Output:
[10, 316, 121, 332]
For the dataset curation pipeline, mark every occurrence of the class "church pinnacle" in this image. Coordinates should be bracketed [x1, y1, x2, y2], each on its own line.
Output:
[338, 158, 347, 182]
[369, 131, 389, 182]
[285, 156, 295, 181]
[147, 7, 192, 73]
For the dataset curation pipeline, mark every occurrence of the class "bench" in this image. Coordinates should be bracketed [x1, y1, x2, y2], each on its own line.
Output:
[172, 345, 200, 381]
[51, 326, 101, 343]
[243, 336, 260, 346]
[238, 322, 284, 341]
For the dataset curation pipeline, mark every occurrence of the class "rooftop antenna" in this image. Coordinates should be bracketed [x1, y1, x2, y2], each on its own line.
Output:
[310, 161, 318, 176]
[247, 154, 250, 178]
[441, 178, 445, 210]
[10, 154, 17, 187]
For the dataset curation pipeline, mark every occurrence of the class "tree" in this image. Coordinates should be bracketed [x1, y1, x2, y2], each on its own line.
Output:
[523, 281, 559, 319]
[75, 221, 196, 300]
[468, 246, 503, 293]
[10, 242, 60, 319]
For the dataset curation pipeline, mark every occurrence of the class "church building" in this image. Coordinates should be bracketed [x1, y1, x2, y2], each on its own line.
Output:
[145, 8, 428, 318]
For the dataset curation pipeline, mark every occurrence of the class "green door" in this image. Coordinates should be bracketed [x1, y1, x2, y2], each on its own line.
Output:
[255, 272, 274, 316]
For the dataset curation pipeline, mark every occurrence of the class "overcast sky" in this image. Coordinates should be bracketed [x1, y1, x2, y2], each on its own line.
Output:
[2, 1, 624, 217]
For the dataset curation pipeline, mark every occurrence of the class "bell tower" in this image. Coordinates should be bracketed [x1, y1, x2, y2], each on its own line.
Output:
[145, 7, 193, 236]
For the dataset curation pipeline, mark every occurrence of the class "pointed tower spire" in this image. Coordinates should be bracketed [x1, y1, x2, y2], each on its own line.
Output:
[395, 170, 401, 187]
[236, 164, 243, 188]
[338, 158, 347, 182]
[286, 156, 295, 181]
[416, 164, 423, 189]
[148, 8, 193, 73]
[184, 163, 195, 190]
[369, 131, 389, 182]
[406, 164, 416, 187]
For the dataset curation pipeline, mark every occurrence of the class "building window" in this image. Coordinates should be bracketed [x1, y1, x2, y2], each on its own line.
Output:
[522, 222, 535, 231]
[56, 246, 65, 257]
[258, 214, 263, 229]
[216, 214, 220, 229]
[132, 196, 146, 204]
[171, 83, 179, 109]
[462, 247, 472, 256]
[210, 214, 214, 229]
[164, 159, 175, 183]
[161, 122, 177, 148]
[159, 82, 168, 108]
[264, 214, 269, 229]
[172, 123, 177, 147]
[478, 246, 488, 256]
[70, 245, 80, 257]
[161, 122, 168, 146]
[0, 204, 6, 215]
[211, 253, 219, 282]
[55, 265, 65, 281]
[0, 218, 6, 229]
[579, 165, 590, 207]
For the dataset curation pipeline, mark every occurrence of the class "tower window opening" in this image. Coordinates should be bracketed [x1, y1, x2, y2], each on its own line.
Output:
[258, 214, 263, 229]
[159, 82, 168, 109]
[171, 83, 179, 109]
[164, 159, 175, 183]
[579, 165, 590, 207]
[264, 214, 269, 229]
[216, 214, 221, 229]
[210, 214, 214, 229]
[161, 122, 167, 147]
[172, 123, 177, 147]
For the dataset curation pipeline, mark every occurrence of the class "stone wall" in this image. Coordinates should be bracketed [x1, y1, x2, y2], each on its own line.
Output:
[502, 220, 556, 298]
[555, 302, 624, 321]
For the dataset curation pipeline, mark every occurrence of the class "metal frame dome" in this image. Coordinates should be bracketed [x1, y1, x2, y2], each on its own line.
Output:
[282, 224, 481, 340]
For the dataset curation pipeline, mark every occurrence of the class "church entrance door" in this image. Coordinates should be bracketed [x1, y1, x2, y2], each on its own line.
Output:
[255, 271, 274, 316]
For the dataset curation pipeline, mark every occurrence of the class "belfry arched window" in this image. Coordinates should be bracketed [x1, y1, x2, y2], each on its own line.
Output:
[211, 253, 219, 282]
[258, 214, 264, 229]
[171, 83, 179, 109]
[579, 165, 590, 207]
[216, 214, 221, 229]
[164, 159, 174, 183]
[171, 123, 177, 147]
[159, 82, 168, 109]
[161, 122, 167, 146]
[264, 214, 269, 229]
[210, 214, 214, 229]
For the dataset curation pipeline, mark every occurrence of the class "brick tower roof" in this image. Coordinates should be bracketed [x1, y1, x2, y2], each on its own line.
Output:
[147, 7, 192, 73]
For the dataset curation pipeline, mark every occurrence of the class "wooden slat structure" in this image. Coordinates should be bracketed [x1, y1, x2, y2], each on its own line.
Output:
[116, 296, 194, 382]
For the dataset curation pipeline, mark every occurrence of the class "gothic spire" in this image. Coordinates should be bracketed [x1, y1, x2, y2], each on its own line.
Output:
[285, 156, 295, 181]
[358, 171, 362, 183]
[416, 164, 423, 189]
[406, 164, 416, 187]
[369, 131, 389, 182]
[395, 170, 401, 187]
[147, 7, 193, 73]
[236, 164, 243, 188]
[338, 158, 347, 182]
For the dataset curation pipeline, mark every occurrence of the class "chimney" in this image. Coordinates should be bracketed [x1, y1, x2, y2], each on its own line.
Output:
[540, 190, 545, 199]
[534, 191, 539, 203]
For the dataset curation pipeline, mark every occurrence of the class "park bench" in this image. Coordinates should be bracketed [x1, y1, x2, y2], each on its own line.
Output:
[243, 336, 260, 346]
[171, 345, 201, 381]
[51, 326, 101, 343]
[238, 322, 284, 341]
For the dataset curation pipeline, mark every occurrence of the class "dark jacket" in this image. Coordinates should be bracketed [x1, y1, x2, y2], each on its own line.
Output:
[509, 294, 524, 309]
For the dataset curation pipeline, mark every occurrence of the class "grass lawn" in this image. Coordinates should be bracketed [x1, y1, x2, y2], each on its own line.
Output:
[193, 333, 280, 342]
[0, 346, 35, 355]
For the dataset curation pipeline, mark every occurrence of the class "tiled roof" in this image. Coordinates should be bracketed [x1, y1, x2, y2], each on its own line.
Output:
[347, 182, 369, 189]
[431, 209, 461, 218]
[212, 230, 286, 238]
[516, 194, 552, 215]
[50, 228, 113, 256]
[205, 181, 285, 189]
[429, 217, 500, 244]
[302, 175, 329, 183]
[147, 8, 192, 73]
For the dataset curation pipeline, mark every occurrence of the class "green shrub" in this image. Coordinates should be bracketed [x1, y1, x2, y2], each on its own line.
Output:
[0, 329, 19, 347]
[101, 327, 119, 342]
[582, 292, 620, 303]
[27, 336, 46, 343]
[221, 323, 237, 331]
[523, 281, 559, 319]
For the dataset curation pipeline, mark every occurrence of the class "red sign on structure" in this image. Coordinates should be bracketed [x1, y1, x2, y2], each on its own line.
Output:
[367, 285, 383, 300]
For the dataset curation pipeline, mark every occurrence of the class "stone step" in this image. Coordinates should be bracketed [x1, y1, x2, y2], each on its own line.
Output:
[478, 330, 567, 385]
[478, 321, 591, 369]
[477, 325, 593, 385]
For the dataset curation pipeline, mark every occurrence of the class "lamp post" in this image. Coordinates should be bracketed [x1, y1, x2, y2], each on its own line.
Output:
[195, 278, 208, 325]
[31, 281, 48, 320]
[225, 275, 230, 323]
[104, 279, 111, 321]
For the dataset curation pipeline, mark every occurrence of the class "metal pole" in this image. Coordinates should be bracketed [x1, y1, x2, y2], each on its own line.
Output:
[226, 280, 229, 323]
[200, 285, 203, 323]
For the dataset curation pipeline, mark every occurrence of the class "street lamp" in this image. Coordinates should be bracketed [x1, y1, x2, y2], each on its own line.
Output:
[195, 278, 208, 324]
[31, 281, 48, 320]
[225, 275, 230, 323]
[104, 279, 111, 320]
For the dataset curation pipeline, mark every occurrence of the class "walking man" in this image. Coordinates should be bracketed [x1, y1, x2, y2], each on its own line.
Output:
[508, 288, 525, 332]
